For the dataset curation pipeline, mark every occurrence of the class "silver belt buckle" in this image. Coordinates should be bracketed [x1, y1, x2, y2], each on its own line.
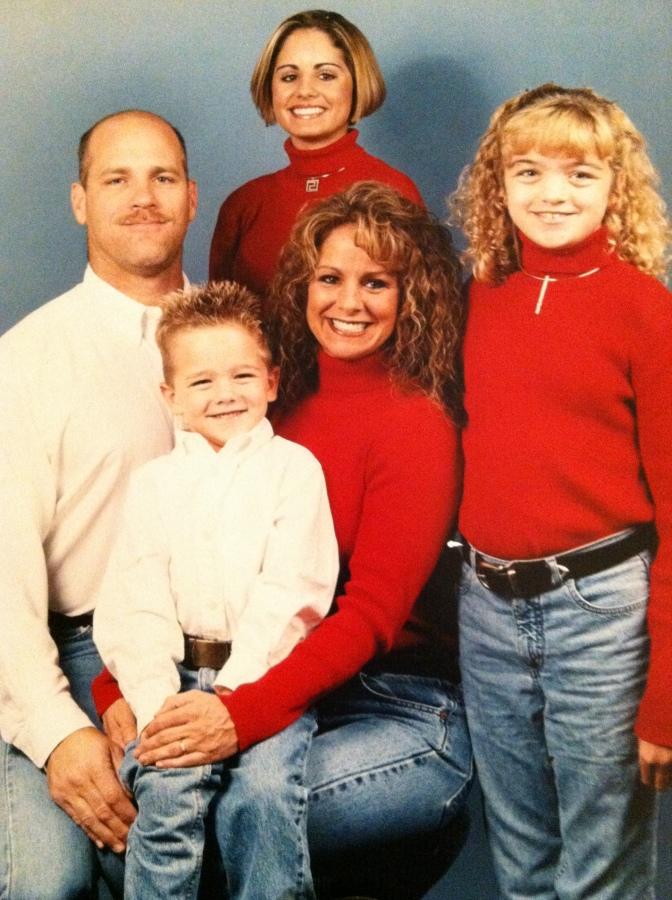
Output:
[477, 558, 513, 591]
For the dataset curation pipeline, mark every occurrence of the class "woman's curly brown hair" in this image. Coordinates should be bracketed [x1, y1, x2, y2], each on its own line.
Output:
[450, 83, 671, 283]
[267, 182, 464, 420]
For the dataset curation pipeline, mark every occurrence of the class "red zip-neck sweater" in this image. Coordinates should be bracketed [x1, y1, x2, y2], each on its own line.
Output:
[460, 227, 672, 746]
[208, 129, 423, 297]
[93, 353, 460, 750]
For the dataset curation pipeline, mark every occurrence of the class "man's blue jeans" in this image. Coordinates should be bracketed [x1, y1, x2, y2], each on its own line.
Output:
[0, 619, 124, 899]
[459, 540, 658, 899]
[122, 666, 316, 900]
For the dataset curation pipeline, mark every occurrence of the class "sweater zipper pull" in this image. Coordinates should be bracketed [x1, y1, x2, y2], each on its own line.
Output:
[535, 275, 550, 315]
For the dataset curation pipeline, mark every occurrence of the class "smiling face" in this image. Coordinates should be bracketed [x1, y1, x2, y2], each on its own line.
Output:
[503, 149, 613, 250]
[271, 28, 354, 150]
[307, 224, 399, 361]
[161, 323, 278, 451]
[70, 112, 197, 293]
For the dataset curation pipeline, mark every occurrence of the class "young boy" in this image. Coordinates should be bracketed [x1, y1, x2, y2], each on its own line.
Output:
[93, 281, 338, 900]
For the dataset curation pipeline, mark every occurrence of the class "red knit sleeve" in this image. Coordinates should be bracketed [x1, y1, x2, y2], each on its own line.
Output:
[208, 187, 247, 282]
[223, 400, 460, 750]
[391, 172, 424, 207]
[91, 665, 122, 716]
[630, 277, 672, 746]
[361, 157, 424, 208]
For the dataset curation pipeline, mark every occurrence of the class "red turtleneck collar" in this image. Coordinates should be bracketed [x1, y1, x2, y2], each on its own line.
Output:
[519, 226, 616, 278]
[284, 129, 362, 177]
[315, 349, 392, 397]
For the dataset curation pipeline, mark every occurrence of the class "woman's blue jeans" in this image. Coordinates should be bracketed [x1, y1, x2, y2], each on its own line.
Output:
[459, 544, 658, 899]
[212, 668, 473, 864]
[121, 666, 317, 900]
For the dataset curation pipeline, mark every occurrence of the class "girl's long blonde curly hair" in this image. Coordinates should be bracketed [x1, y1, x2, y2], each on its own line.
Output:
[450, 83, 670, 283]
[267, 181, 465, 420]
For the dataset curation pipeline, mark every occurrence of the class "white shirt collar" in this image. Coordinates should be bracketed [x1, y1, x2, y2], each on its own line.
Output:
[82, 266, 189, 346]
[175, 417, 275, 461]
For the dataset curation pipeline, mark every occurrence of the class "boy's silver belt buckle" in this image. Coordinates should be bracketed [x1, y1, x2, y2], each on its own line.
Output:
[183, 634, 232, 670]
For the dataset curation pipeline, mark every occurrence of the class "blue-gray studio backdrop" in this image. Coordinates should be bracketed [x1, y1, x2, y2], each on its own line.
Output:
[3, 2, 671, 897]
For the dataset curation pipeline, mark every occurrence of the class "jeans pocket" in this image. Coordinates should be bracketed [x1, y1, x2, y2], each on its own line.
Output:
[566, 551, 650, 616]
[358, 671, 458, 716]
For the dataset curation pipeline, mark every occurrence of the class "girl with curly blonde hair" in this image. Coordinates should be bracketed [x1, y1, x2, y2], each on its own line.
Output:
[453, 83, 672, 899]
[452, 82, 670, 283]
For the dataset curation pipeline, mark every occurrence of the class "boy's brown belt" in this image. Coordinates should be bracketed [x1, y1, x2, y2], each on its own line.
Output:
[183, 634, 232, 670]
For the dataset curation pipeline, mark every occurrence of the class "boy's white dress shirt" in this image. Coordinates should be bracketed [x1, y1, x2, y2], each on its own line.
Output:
[0, 267, 174, 766]
[94, 418, 338, 734]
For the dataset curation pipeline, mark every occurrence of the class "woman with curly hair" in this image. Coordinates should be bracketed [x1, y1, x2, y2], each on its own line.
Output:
[451, 83, 672, 898]
[94, 182, 472, 891]
[209, 9, 422, 298]
[208, 181, 472, 879]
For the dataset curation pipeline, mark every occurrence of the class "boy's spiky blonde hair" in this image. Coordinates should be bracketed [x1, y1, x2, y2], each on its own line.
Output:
[450, 83, 670, 283]
[156, 281, 271, 383]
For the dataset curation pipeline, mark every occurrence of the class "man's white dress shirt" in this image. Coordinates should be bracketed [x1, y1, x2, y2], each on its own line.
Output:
[0, 268, 174, 766]
[93, 420, 338, 734]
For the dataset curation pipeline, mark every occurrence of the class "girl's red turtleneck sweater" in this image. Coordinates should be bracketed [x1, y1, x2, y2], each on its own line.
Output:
[460, 226, 672, 746]
[208, 129, 423, 296]
[93, 352, 460, 751]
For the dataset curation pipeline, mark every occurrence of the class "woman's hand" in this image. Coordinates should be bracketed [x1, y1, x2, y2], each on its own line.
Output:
[102, 698, 138, 773]
[134, 690, 239, 768]
[639, 737, 672, 791]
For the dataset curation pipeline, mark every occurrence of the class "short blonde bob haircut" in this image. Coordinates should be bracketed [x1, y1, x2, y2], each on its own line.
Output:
[268, 181, 464, 419]
[156, 281, 272, 384]
[250, 9, 386, 125]
[450, 83, 671, 283]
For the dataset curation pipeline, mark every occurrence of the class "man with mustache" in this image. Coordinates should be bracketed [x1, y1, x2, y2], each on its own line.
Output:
[0, 109, 197, 897]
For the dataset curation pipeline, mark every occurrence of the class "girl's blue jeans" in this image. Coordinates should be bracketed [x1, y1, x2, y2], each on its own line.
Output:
[459, 540, 658, 899]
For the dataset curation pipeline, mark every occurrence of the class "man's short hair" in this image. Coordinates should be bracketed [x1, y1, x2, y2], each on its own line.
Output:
[77, 109, 189, 185]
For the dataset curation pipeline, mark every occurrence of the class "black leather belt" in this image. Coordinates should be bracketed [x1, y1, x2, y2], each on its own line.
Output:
[48, 611, 94, 630]
[183, 634, 232, 670]
[464, 524, 655, 600]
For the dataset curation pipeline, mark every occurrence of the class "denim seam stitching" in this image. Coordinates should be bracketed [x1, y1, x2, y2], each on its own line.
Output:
[310, 745, 446, 796]
[566, 579, 648, 616]
[438, 753, 474, 830]
[358, 674, 452, 716]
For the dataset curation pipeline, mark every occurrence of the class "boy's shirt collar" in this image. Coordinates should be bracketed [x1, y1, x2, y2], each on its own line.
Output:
[174, 417, 274, 460]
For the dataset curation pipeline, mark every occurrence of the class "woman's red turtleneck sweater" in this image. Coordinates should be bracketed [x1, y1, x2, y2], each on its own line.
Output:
[93, 352, 460, 750]
[208, 129, 423, 296]
[460, 227, 672, 746]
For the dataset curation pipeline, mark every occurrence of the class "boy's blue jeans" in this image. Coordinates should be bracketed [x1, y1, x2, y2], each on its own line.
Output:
[459, 539, 658, 899]
[121, 666, 316, 900]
